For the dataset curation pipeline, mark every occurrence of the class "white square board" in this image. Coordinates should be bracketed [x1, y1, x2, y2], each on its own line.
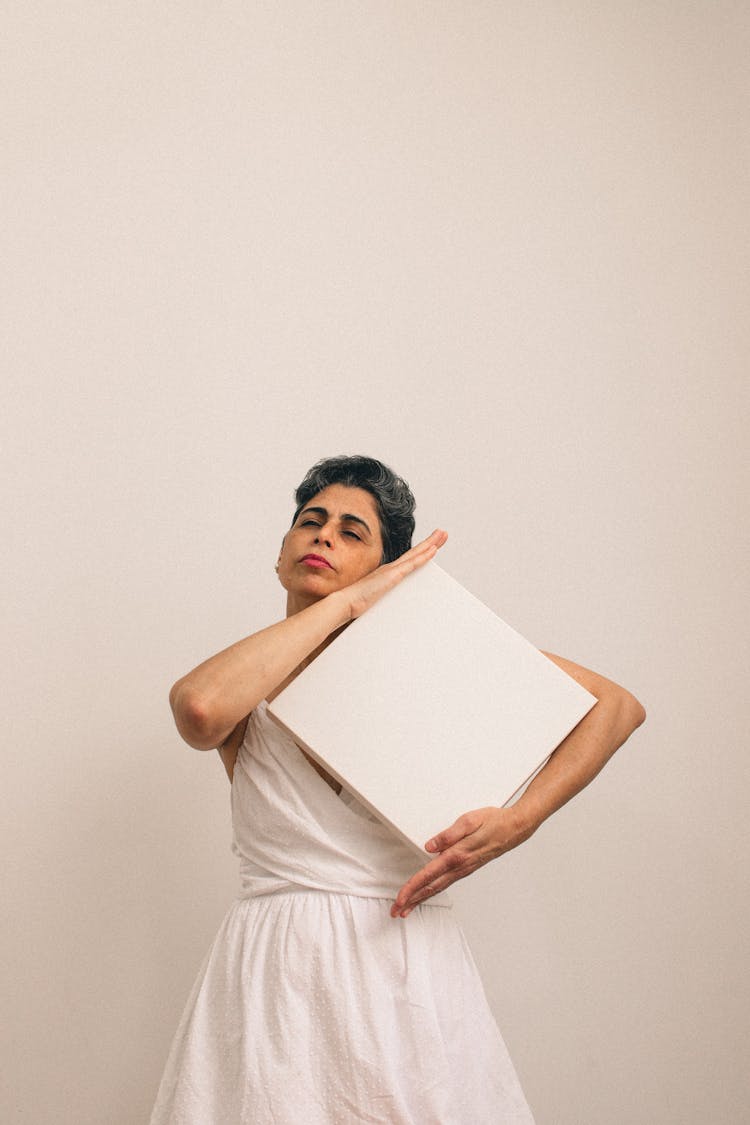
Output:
[268, 562, 596, 854]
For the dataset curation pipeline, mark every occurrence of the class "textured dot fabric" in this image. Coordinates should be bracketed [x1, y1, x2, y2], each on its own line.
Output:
[149, 702, 535, 1124]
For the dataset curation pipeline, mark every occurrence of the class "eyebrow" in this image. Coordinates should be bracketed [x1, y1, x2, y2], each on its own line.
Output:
[298, 506, 373, 536]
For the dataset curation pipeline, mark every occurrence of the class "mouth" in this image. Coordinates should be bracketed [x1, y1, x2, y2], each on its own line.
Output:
[300, 554, 334, 570]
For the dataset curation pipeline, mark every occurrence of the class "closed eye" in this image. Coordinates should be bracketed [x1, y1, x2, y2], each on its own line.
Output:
[344, 531, 362, 540]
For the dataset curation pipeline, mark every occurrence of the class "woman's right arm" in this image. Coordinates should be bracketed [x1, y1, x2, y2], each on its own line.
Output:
[169, 529, 447, 750]
[170, 592, 352, 750]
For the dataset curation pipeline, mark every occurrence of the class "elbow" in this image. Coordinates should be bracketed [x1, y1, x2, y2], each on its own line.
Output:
[169, 681, 222, 750]
[623, 681, 646, 729]
[616, 688, 646, 738]
[632, 696, 647, 729]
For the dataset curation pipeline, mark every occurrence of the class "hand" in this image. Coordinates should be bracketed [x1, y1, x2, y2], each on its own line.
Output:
[343, 528, 448, 621]
[390, 805, 533, 918]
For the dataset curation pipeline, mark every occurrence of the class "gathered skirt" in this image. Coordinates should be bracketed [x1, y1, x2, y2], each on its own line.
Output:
[149, 889, 535, 1124]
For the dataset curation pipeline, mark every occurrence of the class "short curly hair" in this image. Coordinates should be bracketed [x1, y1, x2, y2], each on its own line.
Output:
[291, 455, 416, 563]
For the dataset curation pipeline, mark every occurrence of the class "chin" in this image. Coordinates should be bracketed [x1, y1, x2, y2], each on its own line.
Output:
[290, 574, 339, 597]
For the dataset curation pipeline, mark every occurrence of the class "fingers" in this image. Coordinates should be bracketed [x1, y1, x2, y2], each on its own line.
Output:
[420, 528, 449, 553]
[390, 851, 479, 917]
[390, 868, 439, 918]
[346, 529, 448, 621]
[390, 809, 505, 919]
[426, 528, 449, 549]
[391, 870, 464, 918]
[393, 846, 471, 910]
[393, 855, 450, 912]
[398, 529, 448, 565]
[365, 529, 447, 586]
[425, 812, 478, 854]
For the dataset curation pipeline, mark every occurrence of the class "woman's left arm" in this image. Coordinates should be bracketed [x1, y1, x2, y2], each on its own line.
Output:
[391, 654, 646, 918]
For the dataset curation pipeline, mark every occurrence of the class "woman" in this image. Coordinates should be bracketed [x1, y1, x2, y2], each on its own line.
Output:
[150, 454, 646, 1124]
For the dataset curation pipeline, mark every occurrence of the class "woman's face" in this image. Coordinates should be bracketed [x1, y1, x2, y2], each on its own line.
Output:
[277, 484, 384, 613]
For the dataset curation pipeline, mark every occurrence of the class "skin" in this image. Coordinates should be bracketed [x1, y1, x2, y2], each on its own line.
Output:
[169, 483, 646, 919]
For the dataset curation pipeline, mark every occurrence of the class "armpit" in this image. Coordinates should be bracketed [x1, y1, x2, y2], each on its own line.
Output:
[217, 714, 250, 782]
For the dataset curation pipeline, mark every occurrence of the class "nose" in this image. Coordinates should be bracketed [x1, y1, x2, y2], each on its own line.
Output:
[314, 524, 334, 549]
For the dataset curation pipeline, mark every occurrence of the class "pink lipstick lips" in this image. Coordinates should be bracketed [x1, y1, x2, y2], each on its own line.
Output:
[300, 554, 333, 569]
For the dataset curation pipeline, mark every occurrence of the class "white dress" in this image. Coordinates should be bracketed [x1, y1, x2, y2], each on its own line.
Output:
[149, 701, 535, 1124]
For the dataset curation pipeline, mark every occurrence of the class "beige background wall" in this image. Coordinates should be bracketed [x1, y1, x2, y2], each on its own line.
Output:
[3, 3, 748, 1123]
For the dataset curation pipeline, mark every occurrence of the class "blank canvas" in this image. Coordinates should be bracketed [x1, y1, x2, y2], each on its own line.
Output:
[267, 562, 597, 854]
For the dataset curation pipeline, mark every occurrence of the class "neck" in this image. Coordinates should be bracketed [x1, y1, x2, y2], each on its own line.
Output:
[285, 589, 317, 617]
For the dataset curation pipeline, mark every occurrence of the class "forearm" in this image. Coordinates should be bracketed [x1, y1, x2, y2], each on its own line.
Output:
[511, 656, 646, 839]
[393, 653, 646, 915]
[169, 528, 448, 752]
[169, 591, 350, 749]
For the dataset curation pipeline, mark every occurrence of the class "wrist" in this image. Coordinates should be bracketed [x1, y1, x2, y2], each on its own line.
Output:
[313, 588, 353, 631]
[506, 796, 542, 844]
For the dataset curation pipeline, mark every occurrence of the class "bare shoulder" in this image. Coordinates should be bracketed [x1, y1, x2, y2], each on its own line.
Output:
[217, 714, 250, 782]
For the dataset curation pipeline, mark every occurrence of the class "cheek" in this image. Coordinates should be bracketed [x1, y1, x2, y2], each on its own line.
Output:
[276, 545, 294, 581]
[351, 550, 382, 580]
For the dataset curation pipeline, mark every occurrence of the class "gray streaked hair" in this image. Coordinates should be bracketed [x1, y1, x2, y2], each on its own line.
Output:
[291, 454, 416, 563]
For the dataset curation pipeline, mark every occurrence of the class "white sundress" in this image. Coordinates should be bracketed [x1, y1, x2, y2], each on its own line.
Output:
[149, 700, 535, 1124]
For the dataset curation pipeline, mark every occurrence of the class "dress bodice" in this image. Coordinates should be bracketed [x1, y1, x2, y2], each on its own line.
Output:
[231, 700, 447, 903]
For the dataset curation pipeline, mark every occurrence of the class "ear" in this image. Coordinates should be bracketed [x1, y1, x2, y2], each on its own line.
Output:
[275, 534, 286, 573]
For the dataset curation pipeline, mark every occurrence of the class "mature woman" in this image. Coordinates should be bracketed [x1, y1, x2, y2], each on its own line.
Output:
[150, 454, 645, 1124]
